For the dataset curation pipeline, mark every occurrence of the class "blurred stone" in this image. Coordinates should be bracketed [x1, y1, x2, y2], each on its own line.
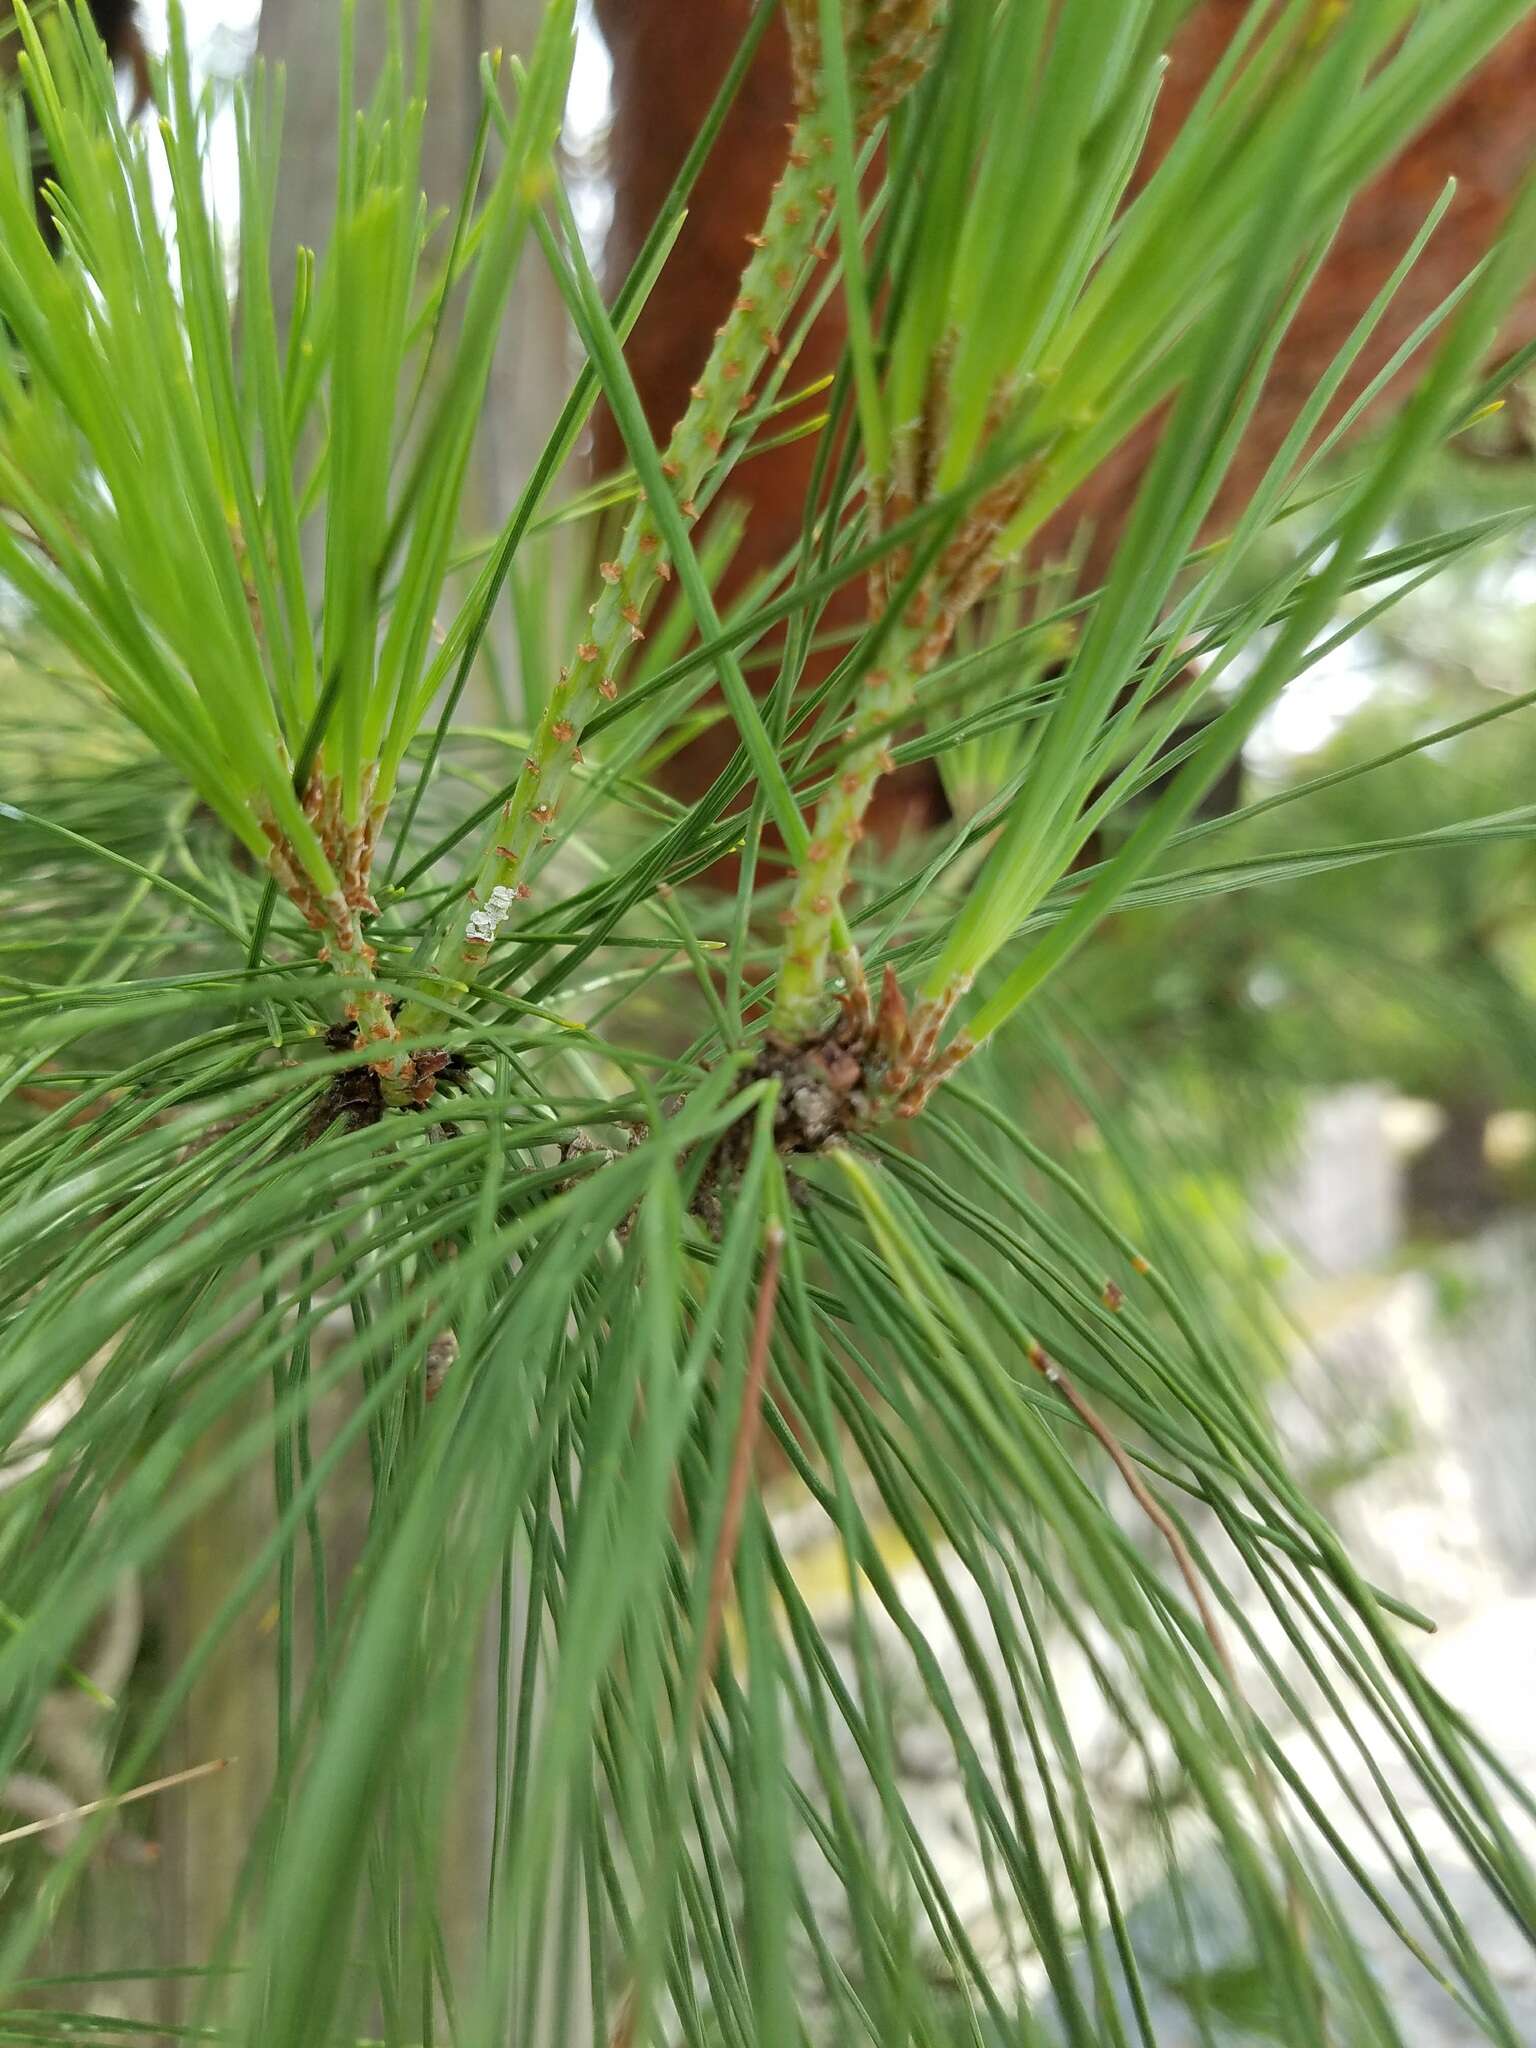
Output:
[771, 1085, 1536, 2037]
[1258, 1085, 1403, 1283]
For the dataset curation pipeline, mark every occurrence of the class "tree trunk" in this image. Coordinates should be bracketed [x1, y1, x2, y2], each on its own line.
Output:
[595, 2, 1536, 835]
[142, 2, 571, 2022]
[257, 0, 569, 530]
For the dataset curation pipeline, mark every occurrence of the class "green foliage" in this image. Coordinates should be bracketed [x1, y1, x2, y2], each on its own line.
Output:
[1, 3, 1536, 2044]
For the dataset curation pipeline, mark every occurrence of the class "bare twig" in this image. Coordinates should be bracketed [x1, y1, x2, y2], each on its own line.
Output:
[691, 1221, 786, 1722]
[0, 1755, 232, 1849]
[1026, 1341, 1239, 1688]
[1027, 1339, 1320, 2006]
[605, 1224, 787, 2048]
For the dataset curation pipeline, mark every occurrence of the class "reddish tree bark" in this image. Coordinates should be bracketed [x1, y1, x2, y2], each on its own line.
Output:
[592, 1, 939, 848]
[594, 3, 1536, 833]
[1060, 6, 1536, 585]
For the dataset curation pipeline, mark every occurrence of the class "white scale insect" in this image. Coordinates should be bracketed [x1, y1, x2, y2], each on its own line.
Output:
[464, 882, 518, 946]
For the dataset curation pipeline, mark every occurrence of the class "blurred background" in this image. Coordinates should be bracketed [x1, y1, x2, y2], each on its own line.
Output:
[8, 3, 1536, 2038]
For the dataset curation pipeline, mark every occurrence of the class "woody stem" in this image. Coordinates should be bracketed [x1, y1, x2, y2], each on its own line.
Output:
[396, 103, 838, 1039]
[771, 608, 939, 1038]
[262, 769, 403, 1072]
[772, 483, 1020, 1039]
